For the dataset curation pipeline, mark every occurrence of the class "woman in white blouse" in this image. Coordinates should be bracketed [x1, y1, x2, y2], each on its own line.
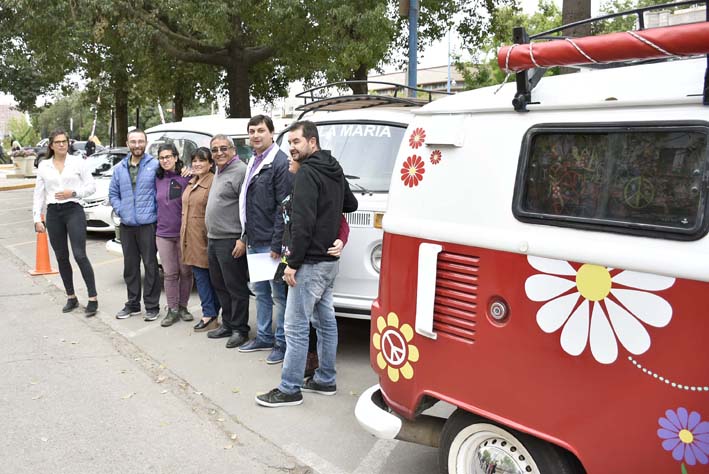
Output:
[33, 129, 99, 316]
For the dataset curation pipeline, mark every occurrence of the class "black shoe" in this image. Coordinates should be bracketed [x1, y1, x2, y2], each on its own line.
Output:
[160, 309, 180, 327]
[226, 333, 248, 349]
[85, 300, 98, 317]
[302, 376, 337, 396]
[144, 308, 160, 322]
[255, 388, 303, 408]
[193, 318, 218, 332]
[178, 305, 194, 322]
[62, 297, 79, 313]
[207, 325, 233, 339]
[116, 307, 141, 319]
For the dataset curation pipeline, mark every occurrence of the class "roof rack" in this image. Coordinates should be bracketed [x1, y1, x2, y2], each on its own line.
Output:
[295, 81, 451, 118]
[504, 0, 709, 112]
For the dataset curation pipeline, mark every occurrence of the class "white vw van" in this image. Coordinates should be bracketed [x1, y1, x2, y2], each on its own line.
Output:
[355, 13, 709, 474]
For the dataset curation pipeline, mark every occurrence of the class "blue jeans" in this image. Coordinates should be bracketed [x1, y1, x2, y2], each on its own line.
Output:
[192, 266, 220, 318]
[279, 261, 339, 394]
[248, 246, 287, 347]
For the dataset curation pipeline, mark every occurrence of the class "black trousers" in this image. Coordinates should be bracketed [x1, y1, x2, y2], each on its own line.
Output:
[119, 223, 160, 311]
[207, 238, 250, 336]
[46, 202, 97, 297]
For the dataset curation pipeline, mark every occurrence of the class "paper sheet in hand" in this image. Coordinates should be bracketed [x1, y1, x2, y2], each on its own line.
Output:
[246, 252, 280, 282]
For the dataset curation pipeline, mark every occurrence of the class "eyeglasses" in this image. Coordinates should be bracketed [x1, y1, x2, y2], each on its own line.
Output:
[53, 140, 68, 146]
[158, 154, 176, 161]
[210, 146, 233, 154]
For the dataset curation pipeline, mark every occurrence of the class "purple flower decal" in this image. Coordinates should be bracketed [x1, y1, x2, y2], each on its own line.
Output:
[658, 407, 709, 466]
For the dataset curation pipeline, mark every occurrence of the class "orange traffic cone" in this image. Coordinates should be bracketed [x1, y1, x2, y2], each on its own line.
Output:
[29, 219, 58, 276]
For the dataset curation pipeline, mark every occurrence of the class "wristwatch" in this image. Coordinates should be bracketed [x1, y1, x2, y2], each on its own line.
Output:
[71, 191, 77, 198]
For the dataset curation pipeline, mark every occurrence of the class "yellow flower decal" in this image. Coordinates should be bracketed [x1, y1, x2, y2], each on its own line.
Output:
[373, 312, 419, 382]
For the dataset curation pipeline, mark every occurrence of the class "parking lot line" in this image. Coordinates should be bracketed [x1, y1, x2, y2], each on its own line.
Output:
[6, 240, 35, 248]
[353, 439, 399, 474]
[124, 322, 162, 338]
[282, 443, 348, 474]
[93, 257, 124, 267]
[0, 206, 38, 212]
[3, 218, 32, 226]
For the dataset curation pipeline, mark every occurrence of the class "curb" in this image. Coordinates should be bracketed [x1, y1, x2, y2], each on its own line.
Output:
[0, 182, 35, 191]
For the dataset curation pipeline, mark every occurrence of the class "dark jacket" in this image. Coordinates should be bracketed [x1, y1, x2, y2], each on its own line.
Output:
[109, 153, 159, 226]
[286, 149, 358, 269]
[240, 148, 293, 253]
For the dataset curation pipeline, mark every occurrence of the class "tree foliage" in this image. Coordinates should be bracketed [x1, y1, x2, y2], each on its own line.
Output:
[1, 0, 516, 128]
[457, 0, 562, 90]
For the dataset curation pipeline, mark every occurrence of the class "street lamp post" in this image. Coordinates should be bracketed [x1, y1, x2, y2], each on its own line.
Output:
[408, 0, 418, 98]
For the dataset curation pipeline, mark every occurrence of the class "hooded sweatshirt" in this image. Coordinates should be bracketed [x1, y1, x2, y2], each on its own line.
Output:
[286, 149, 358, 269]
[156, 171, 191, 238]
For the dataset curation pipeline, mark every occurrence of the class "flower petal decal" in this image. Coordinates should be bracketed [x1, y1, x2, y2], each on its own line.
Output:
[373, 312, 420, 383]
[429, 149, 442, 165]
[658, 408, 709, 469]
[525, 256, 675, 364]
[400, 155, 425, 188]
[409, 127, 426, 149]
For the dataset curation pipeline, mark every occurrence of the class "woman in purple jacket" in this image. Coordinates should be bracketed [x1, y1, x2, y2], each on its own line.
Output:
[155, 143, 193, 327]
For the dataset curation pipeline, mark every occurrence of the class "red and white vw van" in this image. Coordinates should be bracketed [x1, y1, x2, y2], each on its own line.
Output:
[356, 12, 709, 474]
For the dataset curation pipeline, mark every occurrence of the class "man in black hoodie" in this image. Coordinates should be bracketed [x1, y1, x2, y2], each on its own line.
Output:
[256, 120, 358, 407]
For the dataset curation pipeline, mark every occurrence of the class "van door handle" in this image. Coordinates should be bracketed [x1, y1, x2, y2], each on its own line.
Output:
[416, 243, 442, 340]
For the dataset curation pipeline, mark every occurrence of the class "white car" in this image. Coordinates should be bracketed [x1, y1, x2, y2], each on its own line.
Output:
[81, 148, 127, 232]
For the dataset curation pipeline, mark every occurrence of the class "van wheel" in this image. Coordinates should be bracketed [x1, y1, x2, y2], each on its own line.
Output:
[439, 410, 584, 474]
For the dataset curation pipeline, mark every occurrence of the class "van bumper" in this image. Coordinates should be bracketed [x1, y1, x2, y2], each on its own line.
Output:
[334, 295, 373, 319]
[355, 384, 445, 447]
[355, 384, 403, 439]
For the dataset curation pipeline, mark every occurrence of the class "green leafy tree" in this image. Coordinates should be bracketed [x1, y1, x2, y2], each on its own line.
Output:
[7, 116, 40, 147]
[0, 1, 80, 111]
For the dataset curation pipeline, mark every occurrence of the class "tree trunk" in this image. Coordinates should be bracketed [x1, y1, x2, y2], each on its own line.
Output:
[347, 64, 369, 95]
[173, 87, 184, 122]
[562, 0, 592, 38]
[114, 86, 129, 147]
[225, 64, 251, 118]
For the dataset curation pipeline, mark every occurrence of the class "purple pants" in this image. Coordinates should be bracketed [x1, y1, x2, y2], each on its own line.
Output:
[155, 236, 193, 310]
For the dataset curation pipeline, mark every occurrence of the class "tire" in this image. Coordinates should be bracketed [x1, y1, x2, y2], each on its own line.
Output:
[439, 410, 585, 474]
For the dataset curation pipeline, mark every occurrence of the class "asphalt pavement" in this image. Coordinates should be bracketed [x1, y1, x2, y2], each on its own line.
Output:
[0, 186, 442, 474]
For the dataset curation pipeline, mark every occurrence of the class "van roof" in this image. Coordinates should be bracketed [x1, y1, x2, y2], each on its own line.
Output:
[145, 116, 293, 136]
[303, 107, 417, 126]
[418, 57, 706, 115]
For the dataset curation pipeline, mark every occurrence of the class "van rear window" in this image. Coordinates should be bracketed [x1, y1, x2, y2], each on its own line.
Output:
[513, 123, 709, 240]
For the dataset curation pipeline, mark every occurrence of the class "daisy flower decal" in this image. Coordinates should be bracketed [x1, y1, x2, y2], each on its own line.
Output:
[430, 149, 442, 165]
[373, 312, 420, 383]
[658, 407, 709, 469]
[525, 256, 675, 364]
[401, 155, 425, 188]
[409, 128, 426, 149]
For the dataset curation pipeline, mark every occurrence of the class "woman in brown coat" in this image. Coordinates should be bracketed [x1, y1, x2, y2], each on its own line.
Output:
[180, 147, 220, 331]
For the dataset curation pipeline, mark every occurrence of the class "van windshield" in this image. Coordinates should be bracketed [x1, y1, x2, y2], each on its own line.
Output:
[317, 122, 406, 192]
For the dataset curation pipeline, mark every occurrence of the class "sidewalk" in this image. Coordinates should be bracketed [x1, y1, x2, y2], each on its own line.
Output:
[0, 164, 36, 191]
[0, 244, 307, 474]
